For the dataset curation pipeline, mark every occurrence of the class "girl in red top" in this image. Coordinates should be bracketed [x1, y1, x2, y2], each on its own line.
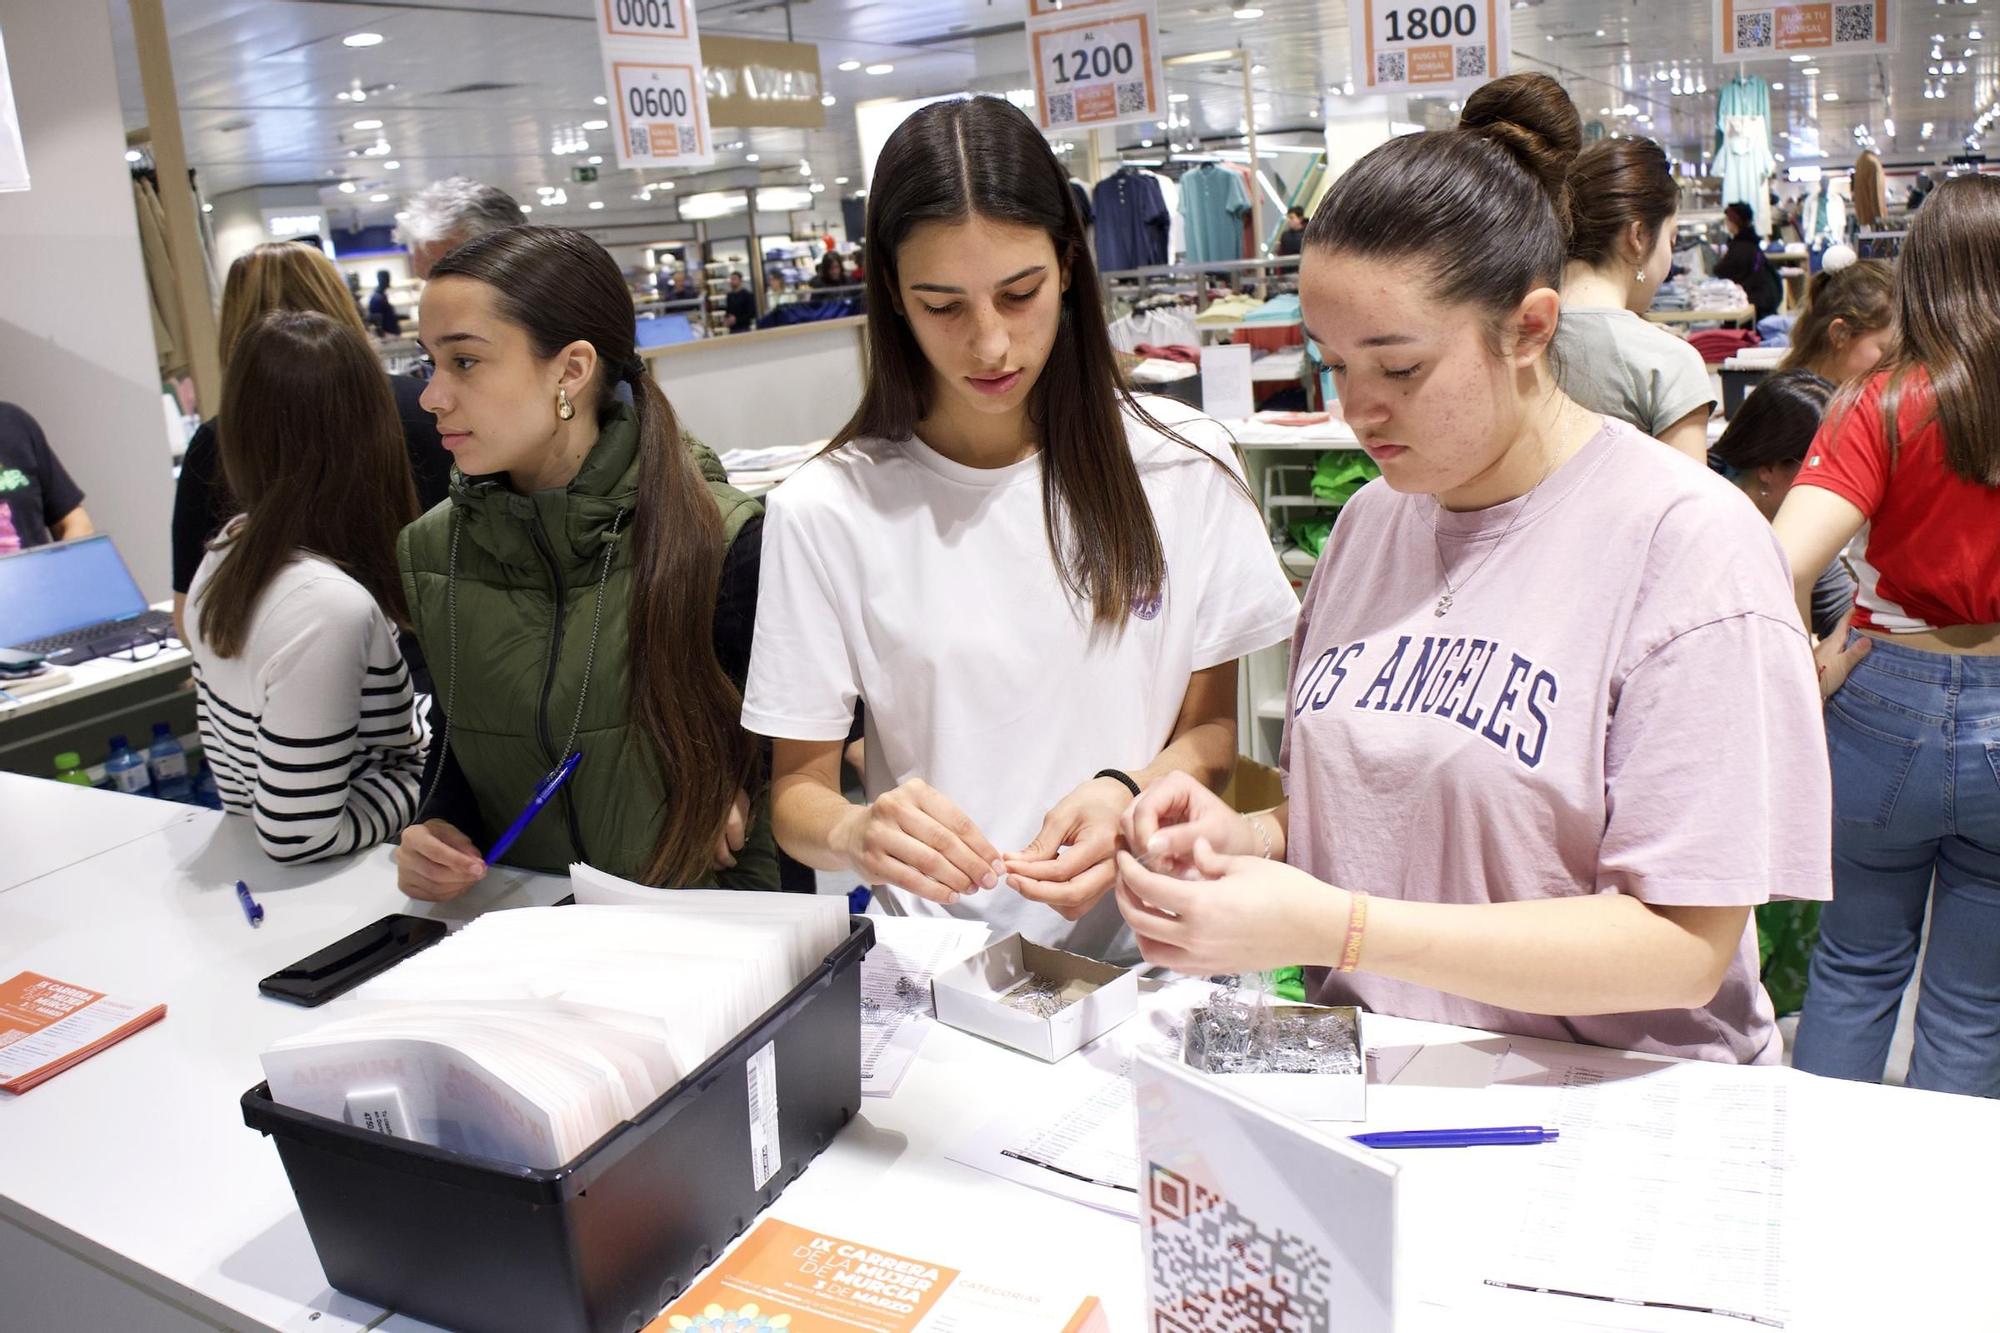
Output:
[1775, 173, 2000, 1098]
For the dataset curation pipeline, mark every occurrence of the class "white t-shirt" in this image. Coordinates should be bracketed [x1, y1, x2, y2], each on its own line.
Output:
[743, 396, 1298, 959]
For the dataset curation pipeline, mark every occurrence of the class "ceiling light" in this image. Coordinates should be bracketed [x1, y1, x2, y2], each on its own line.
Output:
[745, 152, 760, 162]
[1169, 92, 1190, 103]
[201, 202, 213, 212]
[519, 203, 532, 212]
[1594, 28, 1605, 36]
[353, 119, 383, 131]
[593, 95, 608, 106]
[1233, 7, 1264, 17]
[1802, 66, 1820, 74]
[342, 32, 384, 47]
[384, 159, 400, 169]
[798, 159, 812, 174]
[586, 155, 602, 165]
[838, 60, 861, 72]
[1790, 53, 1811, 62]
[1251, 64, 1265, 74]
[809, 182, 826, 193]
[1971, 27, 1985, 39]
[123, 149, 142, 163]
[582, 119, 608, 131]
[338, 181, 357, 193]
[395, 210, 410, 220]
[1772, 81, 1786, 90]
[1141, 138, 1153, 147]
[588, 201, 604, 209]
[821, 94, 837, 106]
[865, 63, 894, 75]
[369, 192, 389, 202]
[1823, 91, 1840, 101]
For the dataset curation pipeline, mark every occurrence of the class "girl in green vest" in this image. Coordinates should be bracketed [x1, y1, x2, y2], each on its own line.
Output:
[394, 226, 776, 896]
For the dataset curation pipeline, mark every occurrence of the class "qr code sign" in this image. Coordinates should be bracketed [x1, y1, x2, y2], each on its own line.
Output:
[1735, 10, 1774, 48]
[628, 126, 649, 158]
[1047, 90, 1075, 125]
[1117, 79, 1147, 115]
[677, 125, 698, 155]
[1454, 44, 1486, 79]
[1374, 50, 1406, 85]
[1834, 2, 1874, 42]
[1147, 1164, 1334, 1332]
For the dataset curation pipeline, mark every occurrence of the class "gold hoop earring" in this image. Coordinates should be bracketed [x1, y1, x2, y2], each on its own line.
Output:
[556, 386, 575, 421]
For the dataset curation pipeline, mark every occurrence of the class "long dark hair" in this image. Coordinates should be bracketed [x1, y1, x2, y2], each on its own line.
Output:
[837, 95, 1193, 629]
[1306, 73, 1580, 335]
[429, 226, 754, 885]
[1710, 368, 1833, 474]
[1863, 173, 2000, 484]
[199, 311, 415, 657]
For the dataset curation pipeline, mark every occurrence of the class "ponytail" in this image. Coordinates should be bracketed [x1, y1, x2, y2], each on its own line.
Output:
[626, 365, 757, 885]
[431, 227, 755, 885]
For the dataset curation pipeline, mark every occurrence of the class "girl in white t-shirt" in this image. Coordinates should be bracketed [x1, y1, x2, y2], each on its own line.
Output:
[742, 96, 1297, 960]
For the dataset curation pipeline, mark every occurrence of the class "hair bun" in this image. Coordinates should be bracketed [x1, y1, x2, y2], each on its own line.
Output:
[1458, 73, 1582, 206]
[1821, 243, 1858, 273]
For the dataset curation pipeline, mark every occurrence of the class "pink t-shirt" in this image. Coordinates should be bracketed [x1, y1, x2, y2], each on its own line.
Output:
[1280, 418, 1831, 1064]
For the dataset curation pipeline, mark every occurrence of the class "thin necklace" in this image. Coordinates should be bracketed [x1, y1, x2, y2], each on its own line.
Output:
[1429, 450, 1558, 619]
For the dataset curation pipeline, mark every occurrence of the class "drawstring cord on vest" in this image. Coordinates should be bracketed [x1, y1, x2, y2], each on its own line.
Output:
[416, 504, 627, 820]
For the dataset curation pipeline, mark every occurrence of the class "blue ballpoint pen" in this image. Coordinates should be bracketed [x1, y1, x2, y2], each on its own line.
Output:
[1350, 1125, 1559, 1149]
[485, 751, 584, 864]
[235, 879, 264, 927]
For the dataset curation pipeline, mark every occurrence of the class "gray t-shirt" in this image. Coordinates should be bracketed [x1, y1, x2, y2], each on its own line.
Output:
[1553, 306, 1719, 439]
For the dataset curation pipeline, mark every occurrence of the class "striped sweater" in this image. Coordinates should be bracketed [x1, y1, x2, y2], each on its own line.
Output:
[186, 546, 424, 864]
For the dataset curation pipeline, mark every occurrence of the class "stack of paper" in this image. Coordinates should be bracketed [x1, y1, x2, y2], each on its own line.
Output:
[262, 883, 849, 1169]
[0, 972, 166, 1094]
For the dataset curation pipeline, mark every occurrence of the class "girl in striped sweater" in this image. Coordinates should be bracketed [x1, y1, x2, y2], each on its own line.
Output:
[185, 310, 425, 863]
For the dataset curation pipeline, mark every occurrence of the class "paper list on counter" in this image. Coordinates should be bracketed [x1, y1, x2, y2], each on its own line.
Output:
[860, 917, 991, 1098]
[1477, 1045, 1791, 1329]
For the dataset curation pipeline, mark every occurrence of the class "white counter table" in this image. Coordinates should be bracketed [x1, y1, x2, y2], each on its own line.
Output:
[2, 774, 1996, 1332]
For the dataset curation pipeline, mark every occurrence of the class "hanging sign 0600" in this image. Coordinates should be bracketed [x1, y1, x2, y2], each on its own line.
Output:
[598, 0, 714, 169]
[1350, 0, 1508, 95]
[1027, 3, 1162, 133]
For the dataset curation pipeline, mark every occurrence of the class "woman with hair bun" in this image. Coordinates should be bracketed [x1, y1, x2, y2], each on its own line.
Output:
[1115, 73, 1832, 1064]
[1554, 136, 1718, 461]
[1778, 246, 1894, 386]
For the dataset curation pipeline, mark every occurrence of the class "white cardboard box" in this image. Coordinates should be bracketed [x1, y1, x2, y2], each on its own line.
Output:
[1182, 1002, 1369, 1122]
[930, 934, 1138, 1063]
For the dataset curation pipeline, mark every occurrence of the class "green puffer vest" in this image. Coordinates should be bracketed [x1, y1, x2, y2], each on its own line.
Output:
[397, 404, 775, 888]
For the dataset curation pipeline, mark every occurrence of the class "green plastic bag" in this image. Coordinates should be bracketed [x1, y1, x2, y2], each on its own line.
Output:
[1265, 966, 1308, 1003]
[1755, 900, 1823, 1018]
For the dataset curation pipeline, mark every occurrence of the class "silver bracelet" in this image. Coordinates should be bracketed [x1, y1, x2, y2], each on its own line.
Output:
[1246, 812, 1274, 860]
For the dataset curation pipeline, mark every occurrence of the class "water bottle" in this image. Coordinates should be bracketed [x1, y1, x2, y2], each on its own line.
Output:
[53, 752, 93, 787]
[147, 722, 192, 801]
[103, 734, 154, 798]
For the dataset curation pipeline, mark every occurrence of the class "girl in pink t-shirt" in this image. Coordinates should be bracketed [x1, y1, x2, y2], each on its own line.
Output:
[1115, 73, 1832, 1064]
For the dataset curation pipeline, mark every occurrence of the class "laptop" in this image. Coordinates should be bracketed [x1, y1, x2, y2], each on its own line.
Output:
[0, 534, 177, 666]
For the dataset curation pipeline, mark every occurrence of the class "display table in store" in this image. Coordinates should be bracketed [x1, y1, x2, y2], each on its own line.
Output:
[1644, 304, 1755, 327]
[1, 773, 1994, 1332]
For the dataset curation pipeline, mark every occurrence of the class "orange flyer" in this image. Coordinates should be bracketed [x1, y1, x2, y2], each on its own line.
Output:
[0, 971, 166, 1094]
[650, 1219, 1107, 1333]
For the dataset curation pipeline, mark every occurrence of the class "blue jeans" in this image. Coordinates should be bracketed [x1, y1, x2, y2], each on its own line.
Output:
[1792, 638, 2000, 1097]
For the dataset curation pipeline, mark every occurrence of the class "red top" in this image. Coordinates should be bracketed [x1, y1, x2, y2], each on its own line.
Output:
[1795, 370, 2000, 633]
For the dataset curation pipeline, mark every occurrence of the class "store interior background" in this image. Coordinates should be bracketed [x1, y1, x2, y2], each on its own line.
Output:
[0, 0, 1979, 605]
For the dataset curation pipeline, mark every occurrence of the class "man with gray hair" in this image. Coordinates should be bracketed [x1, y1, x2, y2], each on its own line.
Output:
[398, 177, 523, 278]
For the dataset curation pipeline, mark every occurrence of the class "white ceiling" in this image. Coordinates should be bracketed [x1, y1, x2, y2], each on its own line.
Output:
[107, 0, 1999, 239]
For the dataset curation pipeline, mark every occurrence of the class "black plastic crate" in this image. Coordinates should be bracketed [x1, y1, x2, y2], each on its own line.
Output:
[243, 915, 873, 1333]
